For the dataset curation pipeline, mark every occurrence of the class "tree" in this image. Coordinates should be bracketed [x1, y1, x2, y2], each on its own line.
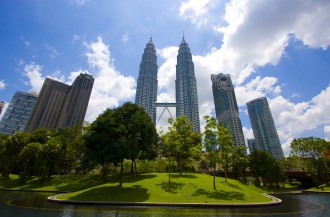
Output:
[112, 102, 158, 187]
[161, 129, 179, 183]
[167, 116, 201, 176]
[18, 142, 42, 183]
[232, 145, 248, 182]
[84, 108, 117, 179]
[203, 115, 219, 190]
[2, 132, 30, 178]
[290, 137, 330, 186]
[0, 134, 9, 174]
[249, 150, 284, 187]
[84, 102, 158, 188]
[217, 124, 234, 183]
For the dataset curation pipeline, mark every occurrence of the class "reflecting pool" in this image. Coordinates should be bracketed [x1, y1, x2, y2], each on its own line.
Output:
[1, 190, 329, 217]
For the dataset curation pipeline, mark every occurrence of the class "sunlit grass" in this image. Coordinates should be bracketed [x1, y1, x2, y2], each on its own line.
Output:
[0, 173, 276, 203]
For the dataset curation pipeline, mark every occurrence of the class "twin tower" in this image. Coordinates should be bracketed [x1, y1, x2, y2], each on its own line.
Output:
[135, 37, 200, 133]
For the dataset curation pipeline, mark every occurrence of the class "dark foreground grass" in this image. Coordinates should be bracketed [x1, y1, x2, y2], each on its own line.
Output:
[0, 173, 274, 203]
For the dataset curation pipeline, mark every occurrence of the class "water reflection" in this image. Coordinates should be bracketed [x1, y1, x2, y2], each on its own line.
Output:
[1, 190, 329, 217]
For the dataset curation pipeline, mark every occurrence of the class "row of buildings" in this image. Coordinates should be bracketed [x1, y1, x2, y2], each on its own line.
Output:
[0, 37, 283, 159]
[0, 73, 94, 135]
[136, 37, 284, 159]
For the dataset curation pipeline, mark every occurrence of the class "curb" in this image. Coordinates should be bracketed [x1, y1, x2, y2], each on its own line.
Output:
[47, 193, 282, 207]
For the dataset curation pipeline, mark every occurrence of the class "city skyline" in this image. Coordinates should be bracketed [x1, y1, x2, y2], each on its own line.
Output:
[1, 1, 330, 155]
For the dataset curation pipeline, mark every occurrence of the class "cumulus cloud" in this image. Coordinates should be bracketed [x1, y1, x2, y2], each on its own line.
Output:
[179, 0, 212, 27]
[23, 62, 45, 93]
[73, 0, 90, 5]
[0, 80, 5, 90]
[269, 85, 330, 154]
[0, 101, 8, 121]
[324, 126, 330, 141]
[84, 36, 136, 122]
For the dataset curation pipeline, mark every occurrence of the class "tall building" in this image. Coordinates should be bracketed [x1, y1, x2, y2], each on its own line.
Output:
[0, 91, 38, 135]
[175, 37, 200, 133]
[25, 73, 94, 132]
[0, 101, 5, 115]
[135, 38, 158, 124]
[246, 97, 284, 160]
[211, 73, 245, 146]
[247, 138, 257, 152]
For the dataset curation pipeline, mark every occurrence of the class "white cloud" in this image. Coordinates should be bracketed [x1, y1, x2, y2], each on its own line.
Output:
[0, 101, 8, 121]
[73, 0, 90, 5]
[0, 80, 5, 90]
[72, 34, 80, 43]
[84, 36, 136, 122]
[324, 126, 330, 141]
[269, 85, 330, 152]
[179, 0, 212, 27]
[121, 33, 129, 43]
[45, 43, 60, 59]
[23, 62, 45, 93]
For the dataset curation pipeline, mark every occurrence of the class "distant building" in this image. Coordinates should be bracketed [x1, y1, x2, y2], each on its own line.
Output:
[176, 37, 200, 133]
[211, 73, 245, 146]
[135, 38, 158, 124]
[25, 73, 94, 132]
[0, 91, 38, 135]
[246, 97, 284, 160]
[0, 101, 5, 115]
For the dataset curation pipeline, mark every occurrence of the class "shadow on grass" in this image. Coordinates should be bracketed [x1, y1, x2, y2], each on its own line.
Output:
[193, 188, 245, 201]
[220, 182, 243, 190]
[156, 181, 185, 194]
[68, 185, 150, 202]
[0, 174, 109, 192]
[123, 174, 157, 183]
[171, 174, 198, 179]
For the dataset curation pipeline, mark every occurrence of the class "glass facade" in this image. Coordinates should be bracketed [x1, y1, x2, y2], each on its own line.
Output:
[135, 38, 158, 124]
[175, 37, 200, 133]
[0, 91, 38, 135]
[211, 73, 245, 146]
[246, 97, 284, 160]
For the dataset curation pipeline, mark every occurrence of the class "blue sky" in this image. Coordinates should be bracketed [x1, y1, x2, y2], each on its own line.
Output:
[1, 0, 330, 155]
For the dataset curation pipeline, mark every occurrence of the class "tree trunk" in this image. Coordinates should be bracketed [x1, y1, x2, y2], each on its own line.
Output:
[119, 159, 124, 188]
[134, 160, 137, 176]
[131, 160, 134, 174]
[168, 158, 171, 183]
[213, 160, 216, 190]
[224, 164, 228, 183]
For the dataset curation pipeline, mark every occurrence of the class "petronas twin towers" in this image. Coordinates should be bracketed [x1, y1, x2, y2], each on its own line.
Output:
[135, 37, 200, 132]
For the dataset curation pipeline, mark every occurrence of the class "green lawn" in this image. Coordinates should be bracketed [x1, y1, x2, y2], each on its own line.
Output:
[0, 173, 275, 204]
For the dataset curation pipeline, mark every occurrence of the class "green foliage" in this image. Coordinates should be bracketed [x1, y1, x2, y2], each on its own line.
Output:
[249, 150, 284, 188]
[83, 102, 158, 187]
[162, 116, 202, 182]
[217, 124, 234, 183]
[231, 145, 248, 182]
[290, 137, 330, 186]
[18, 142, 42, 183]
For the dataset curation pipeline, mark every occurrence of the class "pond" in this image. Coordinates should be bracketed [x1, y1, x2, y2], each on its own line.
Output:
[1, 190, 329, 217]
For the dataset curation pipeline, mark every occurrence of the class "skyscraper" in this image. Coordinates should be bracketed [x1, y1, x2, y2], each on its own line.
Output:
[176, 37, 200, 133]
[211, 73, 245, 146]
[246, 97, 284, 160]
[0, 91, 38, 135]
[135, 38, 158, 124]
[25, 73, 94, 132]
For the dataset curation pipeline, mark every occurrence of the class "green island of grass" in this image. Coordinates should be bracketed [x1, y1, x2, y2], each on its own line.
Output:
[1, 173, 284, 204]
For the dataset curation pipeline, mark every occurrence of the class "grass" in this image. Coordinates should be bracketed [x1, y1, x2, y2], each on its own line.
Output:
[0, 173, 276, 204]
[308, 184, 330, 192]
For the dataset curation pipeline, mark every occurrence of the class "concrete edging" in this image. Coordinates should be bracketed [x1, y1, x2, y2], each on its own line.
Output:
[47, 192, 282, 207]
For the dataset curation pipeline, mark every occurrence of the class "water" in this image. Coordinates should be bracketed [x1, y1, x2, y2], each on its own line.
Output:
[1, 190, 329, 217]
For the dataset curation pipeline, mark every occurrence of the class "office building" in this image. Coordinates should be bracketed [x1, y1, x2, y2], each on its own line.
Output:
[0, 91, 38, 135]
[247, 138, 257, 152]
[211, 73, 245, 146]
[175, 37, 200, 133]
[25, 73, 94, 132]
[135, 38, 158, 124]
[246, 97, 284, 160]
